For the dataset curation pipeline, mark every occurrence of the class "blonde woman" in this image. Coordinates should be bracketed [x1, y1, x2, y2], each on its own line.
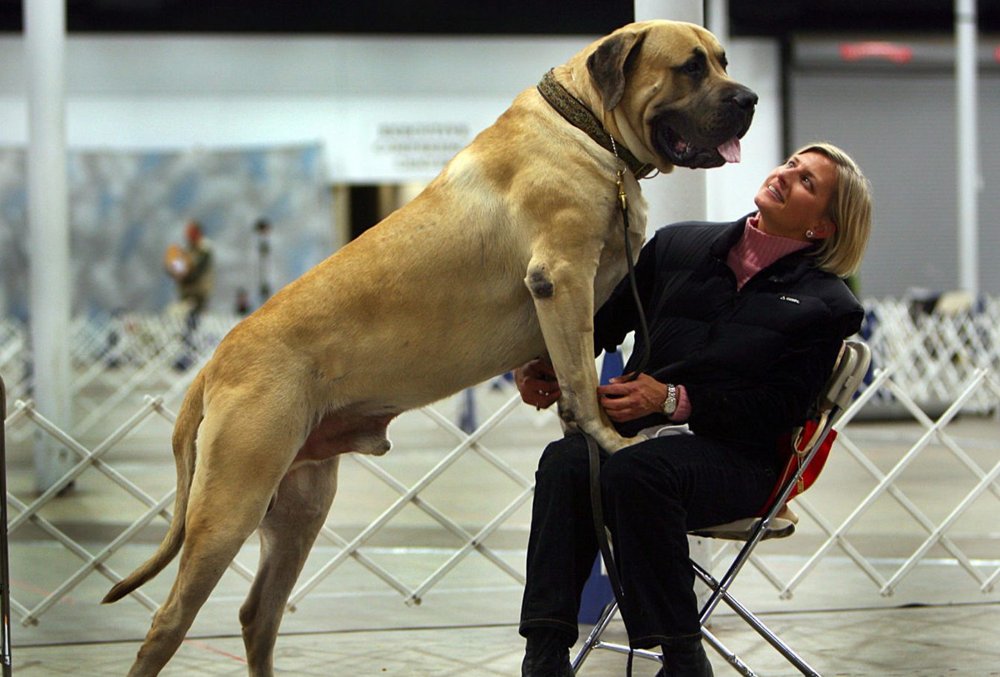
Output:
[514, 143, 872, 677]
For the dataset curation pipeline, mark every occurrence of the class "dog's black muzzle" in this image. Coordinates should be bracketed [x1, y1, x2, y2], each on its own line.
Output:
[654, 83, 758, 169]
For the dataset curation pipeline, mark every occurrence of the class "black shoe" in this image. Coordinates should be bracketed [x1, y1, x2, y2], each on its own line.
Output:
[521, 628, 574, 677]
[655, 639, 713, 677]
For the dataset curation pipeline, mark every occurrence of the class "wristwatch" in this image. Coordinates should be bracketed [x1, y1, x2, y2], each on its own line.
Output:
[662, 383, 678, 416]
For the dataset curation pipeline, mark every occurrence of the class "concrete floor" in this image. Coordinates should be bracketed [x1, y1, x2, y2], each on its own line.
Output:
[3, 393, 1000, 676]
[11, 602, 1000, 676]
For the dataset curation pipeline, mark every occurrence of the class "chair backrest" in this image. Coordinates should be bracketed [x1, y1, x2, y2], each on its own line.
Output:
[819, 339, 872, 415]
[793, 340, 870, 451]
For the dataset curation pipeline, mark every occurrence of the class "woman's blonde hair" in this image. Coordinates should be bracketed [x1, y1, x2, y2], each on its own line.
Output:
[793, 142, 873, 278]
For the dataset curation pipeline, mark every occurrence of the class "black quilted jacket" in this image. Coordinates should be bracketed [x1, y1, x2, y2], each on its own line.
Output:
[594, 215, 864, 454]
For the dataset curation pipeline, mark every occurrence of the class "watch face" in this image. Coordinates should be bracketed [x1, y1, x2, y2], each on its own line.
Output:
[663, 385, 677, 415]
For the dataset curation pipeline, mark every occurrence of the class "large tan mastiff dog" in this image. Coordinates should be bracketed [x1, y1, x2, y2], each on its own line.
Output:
[104, 20, 755, 676]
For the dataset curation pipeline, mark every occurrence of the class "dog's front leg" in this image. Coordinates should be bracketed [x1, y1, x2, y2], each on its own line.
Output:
[525, 254, 636, 453]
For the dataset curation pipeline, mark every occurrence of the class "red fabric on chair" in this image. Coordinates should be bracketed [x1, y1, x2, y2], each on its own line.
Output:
[757, 421, 838, 517]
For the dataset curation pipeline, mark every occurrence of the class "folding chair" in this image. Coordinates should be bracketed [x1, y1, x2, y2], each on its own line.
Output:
[572, 339, 871, 676]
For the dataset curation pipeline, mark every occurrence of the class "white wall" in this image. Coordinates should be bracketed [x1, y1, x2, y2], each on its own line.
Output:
[0, 34, 588, 184]
[0, 32, 782, 192]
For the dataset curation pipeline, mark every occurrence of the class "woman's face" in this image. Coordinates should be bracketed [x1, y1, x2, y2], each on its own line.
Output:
[754, 151, 837, 241]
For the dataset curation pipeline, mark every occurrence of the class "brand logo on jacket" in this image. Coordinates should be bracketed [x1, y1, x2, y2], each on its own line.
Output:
[779, 295, 801, 304]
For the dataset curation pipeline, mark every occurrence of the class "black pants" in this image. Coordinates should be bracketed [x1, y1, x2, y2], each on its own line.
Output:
[519, 432, 780, 649]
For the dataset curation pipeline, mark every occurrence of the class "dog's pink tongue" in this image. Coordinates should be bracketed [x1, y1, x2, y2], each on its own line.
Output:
[718, 137, 742, 163]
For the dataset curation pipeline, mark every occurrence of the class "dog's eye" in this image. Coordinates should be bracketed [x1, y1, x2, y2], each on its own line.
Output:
[674, 50, 708, 78]
[682, 59, 704, 75]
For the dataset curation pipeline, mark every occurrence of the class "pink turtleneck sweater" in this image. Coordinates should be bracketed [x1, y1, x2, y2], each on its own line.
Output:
[667, 214, 810, 422]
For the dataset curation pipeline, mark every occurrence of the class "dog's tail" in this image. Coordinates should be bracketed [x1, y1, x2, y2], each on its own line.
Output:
[102, 370, 205, 605]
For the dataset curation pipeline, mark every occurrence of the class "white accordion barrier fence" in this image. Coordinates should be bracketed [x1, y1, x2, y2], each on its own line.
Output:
[0, 297, 997, 641]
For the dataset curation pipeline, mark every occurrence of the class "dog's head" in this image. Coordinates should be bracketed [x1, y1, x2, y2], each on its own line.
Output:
[582, 20, 756, 172]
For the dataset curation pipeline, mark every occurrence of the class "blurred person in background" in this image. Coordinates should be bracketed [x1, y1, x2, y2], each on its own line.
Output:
[165, 219, 214, 317]
[164, 219, 214, 369]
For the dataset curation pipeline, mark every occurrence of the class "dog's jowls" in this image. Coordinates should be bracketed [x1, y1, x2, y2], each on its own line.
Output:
[103, 20, 755, 677]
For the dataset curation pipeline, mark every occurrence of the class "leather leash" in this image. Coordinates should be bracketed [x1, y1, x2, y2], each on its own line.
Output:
[584, 137, 653, 677]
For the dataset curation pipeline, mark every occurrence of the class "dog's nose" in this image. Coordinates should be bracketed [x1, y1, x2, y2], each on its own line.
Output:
[731, 87, 758, 110]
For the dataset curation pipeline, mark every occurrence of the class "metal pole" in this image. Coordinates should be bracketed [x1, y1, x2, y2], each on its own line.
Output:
[633, 0, 706, 237]
[707, 0, 729, 47]
[956, 0, 979, 298]
[25, 0, 74, 491]
[633, 0, 719, 626]
[0, 375, 12, 676]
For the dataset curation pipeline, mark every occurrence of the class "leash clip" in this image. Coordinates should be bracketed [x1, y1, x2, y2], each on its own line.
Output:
[609, 134, 629, 214]
[616, 169, 628, 213]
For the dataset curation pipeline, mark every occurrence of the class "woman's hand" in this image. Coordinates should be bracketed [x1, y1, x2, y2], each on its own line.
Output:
[597, 373, 669, 423]
[514, 358, 561, 409]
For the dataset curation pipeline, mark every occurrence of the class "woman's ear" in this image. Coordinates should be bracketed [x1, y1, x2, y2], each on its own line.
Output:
[810, 219, 837, 240]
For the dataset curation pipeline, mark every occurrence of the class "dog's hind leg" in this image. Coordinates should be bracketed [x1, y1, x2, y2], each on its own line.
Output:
[240, 457, 340, 677]
[124, 400, 303, 677]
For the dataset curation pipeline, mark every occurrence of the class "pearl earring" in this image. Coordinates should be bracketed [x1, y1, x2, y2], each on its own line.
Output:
[806, 229, 815, 239]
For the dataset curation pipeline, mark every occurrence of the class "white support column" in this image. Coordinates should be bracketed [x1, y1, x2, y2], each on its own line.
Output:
[955, 0, 980, 298]
[25, 0, 73, 491]
[635, 0, 714, 619]
[634, 0, 707, 238]
[706, 0, 729, 46]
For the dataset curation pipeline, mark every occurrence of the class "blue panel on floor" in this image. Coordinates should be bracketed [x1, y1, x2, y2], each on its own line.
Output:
[578, 554, 614, 625]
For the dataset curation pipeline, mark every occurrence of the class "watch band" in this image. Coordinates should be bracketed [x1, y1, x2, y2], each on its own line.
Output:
[662, 383, 678, 416]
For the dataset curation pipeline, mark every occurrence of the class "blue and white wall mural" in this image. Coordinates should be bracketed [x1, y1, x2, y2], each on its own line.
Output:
[0, 143, 335, 318]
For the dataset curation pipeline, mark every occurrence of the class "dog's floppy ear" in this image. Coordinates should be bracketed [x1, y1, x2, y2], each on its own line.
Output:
[587, 30, 645, 111]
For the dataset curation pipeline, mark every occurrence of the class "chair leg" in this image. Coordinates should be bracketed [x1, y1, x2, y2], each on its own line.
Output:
[572, 599, 664, 673]
[711, 590, 821, 676]
[701, 627, 758, 677]
[694, 561, 823, 676]
[572, 600, 619, 673]
[573, 557, 823, 676]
